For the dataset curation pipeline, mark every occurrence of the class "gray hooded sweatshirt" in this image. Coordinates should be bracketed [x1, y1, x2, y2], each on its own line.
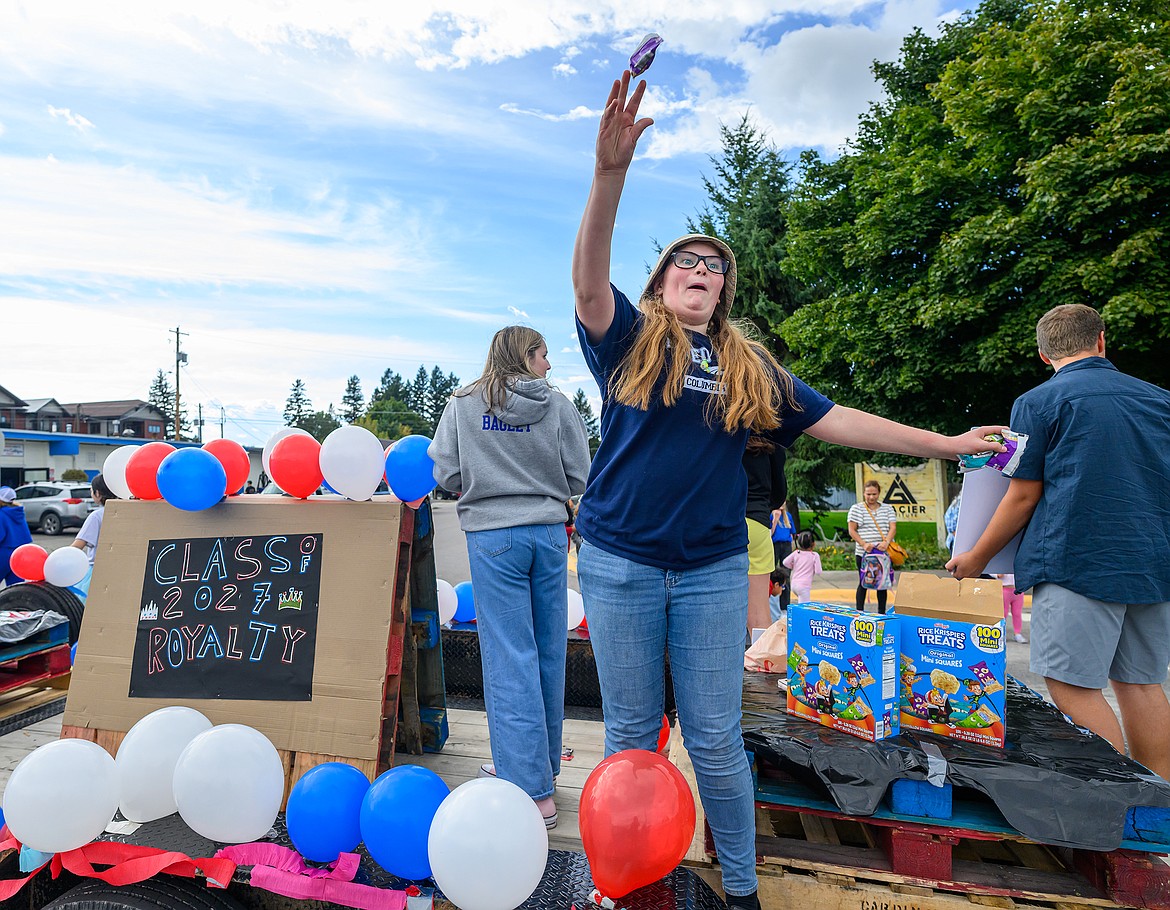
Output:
[429, 378, 591, 532]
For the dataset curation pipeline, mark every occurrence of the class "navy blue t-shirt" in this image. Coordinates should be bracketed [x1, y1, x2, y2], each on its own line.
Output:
[575, 286, 833, 570]
[1010, 357, 1170, 603]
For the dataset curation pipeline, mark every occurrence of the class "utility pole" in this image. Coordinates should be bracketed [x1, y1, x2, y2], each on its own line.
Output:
[197, 403, 204, 444]
[172, 326, 188, 441]
[220, 408, 226, 439]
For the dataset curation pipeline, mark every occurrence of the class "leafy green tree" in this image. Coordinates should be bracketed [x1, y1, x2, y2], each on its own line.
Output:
[340, 376, 364, 424]
[362, 399, 430, 441]
[571, 389, 601, 456]
[297, 407, 341, 442]
[283, 379, 312, 427]
[781, 0, 1170, 432]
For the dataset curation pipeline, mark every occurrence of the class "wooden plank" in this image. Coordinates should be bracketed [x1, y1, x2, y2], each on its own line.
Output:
[800, 812, 841, 845]
[60, 723, 97, 742]
[966, 896, 1015, 908]
[94, 728, 125, 758]
[753, 866, 1122, 910]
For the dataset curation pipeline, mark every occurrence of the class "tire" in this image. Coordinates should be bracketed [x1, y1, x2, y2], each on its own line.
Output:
[0, 582, 85, 644]
[40, 511, 63, 535]
[44, 877, 246, 910]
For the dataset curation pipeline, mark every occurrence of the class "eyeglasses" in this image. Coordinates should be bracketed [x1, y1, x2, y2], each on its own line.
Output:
[669, 251, 730, 274]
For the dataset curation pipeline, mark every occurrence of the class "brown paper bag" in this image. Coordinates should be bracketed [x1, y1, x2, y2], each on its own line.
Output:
[745, 619, 788, 672]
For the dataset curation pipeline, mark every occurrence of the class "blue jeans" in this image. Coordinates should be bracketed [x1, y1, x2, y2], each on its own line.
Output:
[577, 540, 756, 897]
[466, 523, 568, 801]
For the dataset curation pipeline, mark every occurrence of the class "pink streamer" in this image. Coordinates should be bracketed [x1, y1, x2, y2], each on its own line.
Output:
[215, 843, 406, 910]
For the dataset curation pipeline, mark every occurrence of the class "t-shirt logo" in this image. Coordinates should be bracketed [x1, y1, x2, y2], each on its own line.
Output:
[686, 343, 722, 396]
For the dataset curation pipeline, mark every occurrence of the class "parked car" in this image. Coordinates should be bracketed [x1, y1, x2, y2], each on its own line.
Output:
[14, 481, 95, 535]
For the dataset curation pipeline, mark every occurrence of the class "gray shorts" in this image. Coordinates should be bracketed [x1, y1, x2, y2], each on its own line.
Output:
[1031, 583, 1170, 688]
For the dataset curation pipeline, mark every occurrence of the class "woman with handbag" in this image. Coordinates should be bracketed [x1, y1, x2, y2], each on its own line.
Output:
[848, 480, 898, 613]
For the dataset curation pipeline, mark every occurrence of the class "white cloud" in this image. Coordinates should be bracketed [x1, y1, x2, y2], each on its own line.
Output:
[47, 105, 94, 132]
[500, 102, 597, 122]
[553, 63, 577, 77]
[508, 305, 530, 320]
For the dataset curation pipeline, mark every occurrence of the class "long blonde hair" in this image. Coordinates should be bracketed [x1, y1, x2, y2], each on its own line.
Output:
[609, 293, 795, 434]
[461, 325, 546, 413]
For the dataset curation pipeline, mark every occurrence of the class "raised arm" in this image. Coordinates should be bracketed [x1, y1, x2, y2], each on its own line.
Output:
[572, 71, 653, 345]
[806, 405, 1008, 461]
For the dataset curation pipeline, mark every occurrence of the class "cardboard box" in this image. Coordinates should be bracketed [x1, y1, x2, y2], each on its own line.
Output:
[895, 573, 1007, 747]
[64, 496, 406, 762]
[786, 603, 900, 742]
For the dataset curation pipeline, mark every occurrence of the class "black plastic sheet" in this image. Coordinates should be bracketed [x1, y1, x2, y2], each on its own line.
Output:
[742, 671, 1170, 850]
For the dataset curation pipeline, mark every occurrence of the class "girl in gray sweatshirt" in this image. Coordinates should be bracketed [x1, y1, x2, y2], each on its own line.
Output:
[429, 326, 590, 828]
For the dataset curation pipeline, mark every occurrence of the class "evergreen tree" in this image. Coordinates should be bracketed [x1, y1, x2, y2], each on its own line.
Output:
[425, 367, 461, 433]
[147, 370, 175, 437]
[340, 376, 364, 424]
[571, 389, 601, 456]
[283, 379, 312, 427]
[408, 366, 430, 419]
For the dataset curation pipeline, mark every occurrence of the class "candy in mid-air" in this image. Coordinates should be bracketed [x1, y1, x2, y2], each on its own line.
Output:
[629, 33, 663, 76]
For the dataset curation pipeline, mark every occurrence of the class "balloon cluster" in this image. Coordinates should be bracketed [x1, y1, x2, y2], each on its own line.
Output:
[9, 543, 89, 588]
[2, 717, 691, 907]
[1, 708, 283, 852]
[96, 428, 439, 512]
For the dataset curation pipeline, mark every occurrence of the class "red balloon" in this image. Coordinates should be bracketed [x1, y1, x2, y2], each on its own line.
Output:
[202, 438, 251, 494]
[10, 544, 49, 582]
[269, 434, 323, 499]
[125, 442, 176, 500]
[656, 714, 671, 754]
[580, 749, 696, 899]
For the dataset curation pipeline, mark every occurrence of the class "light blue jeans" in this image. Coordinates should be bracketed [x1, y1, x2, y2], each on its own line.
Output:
[577, 540, 757, 897]
[466, 523, 568, 801]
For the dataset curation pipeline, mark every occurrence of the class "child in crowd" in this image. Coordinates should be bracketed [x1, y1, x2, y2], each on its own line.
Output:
[783, 531, 822, 605]
[768, 569, 787, 623]
[998, 573, 1026, 643]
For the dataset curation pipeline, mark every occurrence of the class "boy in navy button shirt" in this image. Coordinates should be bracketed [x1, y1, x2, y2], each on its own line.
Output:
[949, 304, 1170, 778]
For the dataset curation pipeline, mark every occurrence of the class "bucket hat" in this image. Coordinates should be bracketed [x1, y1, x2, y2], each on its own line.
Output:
[641, 233, 738, 323]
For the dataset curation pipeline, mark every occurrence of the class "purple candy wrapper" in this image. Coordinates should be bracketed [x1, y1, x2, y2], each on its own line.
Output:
[969, 660, 1004, 695]
[629, 33, 663, 76]
[847, 654, 875, 687]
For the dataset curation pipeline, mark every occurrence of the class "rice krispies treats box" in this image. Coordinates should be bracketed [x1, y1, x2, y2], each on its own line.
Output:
[786, 602, 900, 742]
[895, 574, 1007, 747]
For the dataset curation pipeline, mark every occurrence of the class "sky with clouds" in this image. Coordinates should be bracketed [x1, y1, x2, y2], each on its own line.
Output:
[1, 0, 967, 445]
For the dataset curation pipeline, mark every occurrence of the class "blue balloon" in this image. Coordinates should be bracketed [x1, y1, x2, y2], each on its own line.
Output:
[286, 762, 370, 863]
[360, 765, 449, 880]
[453, 581, 476, 623]
[157, 448, 228, 512]
[384, 435, 437, 503]
[70, 643, 77, 665]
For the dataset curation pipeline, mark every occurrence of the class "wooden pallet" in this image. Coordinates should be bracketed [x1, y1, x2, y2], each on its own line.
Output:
[727, 767, 1170, 910]
[0, 641, 70, 697]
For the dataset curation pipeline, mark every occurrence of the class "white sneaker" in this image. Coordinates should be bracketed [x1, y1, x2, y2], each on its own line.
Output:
[1014, 633, 1027, 643]
[477, 762, 558, 791]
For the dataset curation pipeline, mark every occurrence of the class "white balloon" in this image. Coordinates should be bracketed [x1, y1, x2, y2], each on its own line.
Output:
[427, 779, 548, 910]
[319, 426, 386, 501]
[262, 427, 313, 477]
[436, 580, 458, 626]
[43, 546, 90, 587]
[567, 589, 585, 631]
[102, 444, 138, 500]
[4, 738, 118, 853]
[173, 724, 285, 843]
[116, 707, 213, 822]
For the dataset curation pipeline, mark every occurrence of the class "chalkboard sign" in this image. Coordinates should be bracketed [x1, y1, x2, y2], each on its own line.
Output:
[129, 533, 323, 700]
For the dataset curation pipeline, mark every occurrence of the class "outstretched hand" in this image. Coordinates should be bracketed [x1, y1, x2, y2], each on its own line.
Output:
[595, 71, 654, 176]
[945, 550, 986, 580]
[948, 425, 1011, 458]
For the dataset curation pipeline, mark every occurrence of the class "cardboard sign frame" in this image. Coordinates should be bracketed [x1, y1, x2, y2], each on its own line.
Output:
[63, 497, 410, 766]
